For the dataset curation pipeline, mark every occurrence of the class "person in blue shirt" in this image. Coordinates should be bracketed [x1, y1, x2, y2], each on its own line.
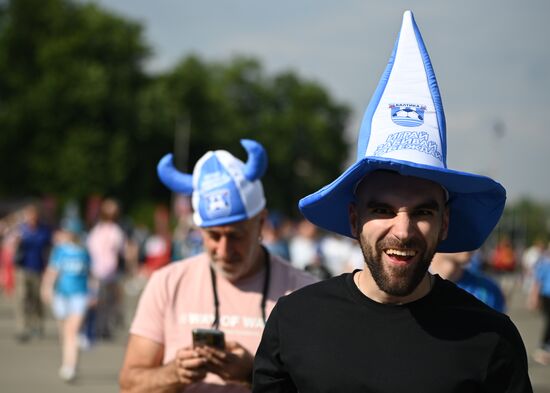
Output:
[528, 251, 550, 365]
[41, 217, 91, 382]
[430, 251, 506, 313]
[14, 204, 52, 342]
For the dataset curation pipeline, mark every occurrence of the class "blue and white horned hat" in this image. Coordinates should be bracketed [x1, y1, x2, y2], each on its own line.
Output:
[299, 10, 506, 252]
[157, 139, 267, 227]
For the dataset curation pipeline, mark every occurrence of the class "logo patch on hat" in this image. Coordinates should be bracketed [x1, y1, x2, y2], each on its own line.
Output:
[390, 104, 425, 127]
[204, 189, 231, 218]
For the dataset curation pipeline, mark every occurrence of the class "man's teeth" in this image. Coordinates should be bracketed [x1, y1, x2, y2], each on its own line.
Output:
[385, 249, 416, 257]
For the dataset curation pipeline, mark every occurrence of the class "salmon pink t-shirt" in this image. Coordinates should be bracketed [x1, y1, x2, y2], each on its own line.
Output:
[130, 252, 317, 392]
[87, 222, 125, 280]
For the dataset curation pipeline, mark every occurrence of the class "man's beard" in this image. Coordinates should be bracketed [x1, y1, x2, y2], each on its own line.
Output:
[358, 235, 435, 297]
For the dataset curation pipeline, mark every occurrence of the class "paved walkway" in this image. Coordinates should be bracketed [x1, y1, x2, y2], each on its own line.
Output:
[0, 283, 548, 392]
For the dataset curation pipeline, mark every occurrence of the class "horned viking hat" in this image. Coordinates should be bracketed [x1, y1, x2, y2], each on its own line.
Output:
[157, 139, 267, 227]
[298, 10, 506, 252]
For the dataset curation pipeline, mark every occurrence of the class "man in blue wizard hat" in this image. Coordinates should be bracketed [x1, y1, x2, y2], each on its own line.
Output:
[253, 11, 532, 392]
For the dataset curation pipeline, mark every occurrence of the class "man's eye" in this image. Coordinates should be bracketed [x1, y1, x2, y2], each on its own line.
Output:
[228, 234, 244, 241]
[415, 209, 434, 217]
[372, 208, 393, 215]
[207, 233, 221, 241]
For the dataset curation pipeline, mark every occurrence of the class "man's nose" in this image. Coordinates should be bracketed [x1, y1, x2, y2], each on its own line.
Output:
[216, 236, 231, 258]
[391, 212, 414, 241]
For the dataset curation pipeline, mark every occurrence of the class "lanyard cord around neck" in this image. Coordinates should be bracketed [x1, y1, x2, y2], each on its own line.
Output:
[209, 247, 271, 330]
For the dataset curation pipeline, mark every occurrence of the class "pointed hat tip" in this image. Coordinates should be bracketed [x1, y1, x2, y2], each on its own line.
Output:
[402, 10, 414, 23]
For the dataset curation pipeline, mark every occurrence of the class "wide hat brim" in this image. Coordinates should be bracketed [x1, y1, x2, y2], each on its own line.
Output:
[298, 158, 506, 253]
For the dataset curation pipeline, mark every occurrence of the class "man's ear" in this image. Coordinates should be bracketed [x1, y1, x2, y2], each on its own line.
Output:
[348, 203, 359, 238]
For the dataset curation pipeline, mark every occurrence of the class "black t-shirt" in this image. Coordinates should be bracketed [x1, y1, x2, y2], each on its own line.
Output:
[253, 273, 532, 393]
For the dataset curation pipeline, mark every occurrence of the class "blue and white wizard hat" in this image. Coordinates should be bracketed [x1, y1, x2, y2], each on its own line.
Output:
[299, 10, 506, 252]
[157, 139, 267, 227]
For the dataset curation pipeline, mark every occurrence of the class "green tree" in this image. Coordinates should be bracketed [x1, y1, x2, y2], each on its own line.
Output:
[492, 198, 550, 247]
[0, 0, 148, 201]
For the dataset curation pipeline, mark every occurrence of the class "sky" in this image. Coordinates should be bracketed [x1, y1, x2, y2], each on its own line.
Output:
[93, 0, 550, 203]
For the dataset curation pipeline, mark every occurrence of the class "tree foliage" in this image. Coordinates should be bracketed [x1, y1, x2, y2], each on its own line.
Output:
[492, 198, 550, 247]
[0, 0, 350, 217]
[0, 0, 148, 199]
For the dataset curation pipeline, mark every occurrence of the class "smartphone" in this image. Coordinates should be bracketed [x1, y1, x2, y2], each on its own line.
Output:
[192, 328, 225, 350]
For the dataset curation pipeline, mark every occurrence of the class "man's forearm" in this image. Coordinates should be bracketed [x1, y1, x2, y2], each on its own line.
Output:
[119, 360, 183, 393]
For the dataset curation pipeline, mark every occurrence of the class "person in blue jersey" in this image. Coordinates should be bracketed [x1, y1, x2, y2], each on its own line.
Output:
[41, 217, 91, 382]
[430, 251, 506, 313]
[528, 250, 550, 365]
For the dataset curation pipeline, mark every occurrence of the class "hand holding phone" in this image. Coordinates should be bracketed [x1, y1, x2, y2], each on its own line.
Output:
[174, 348, 208, 385]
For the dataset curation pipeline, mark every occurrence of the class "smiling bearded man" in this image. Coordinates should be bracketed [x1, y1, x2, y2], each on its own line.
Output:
[352, 171, 449, 300]
[252, 10, 532, 393]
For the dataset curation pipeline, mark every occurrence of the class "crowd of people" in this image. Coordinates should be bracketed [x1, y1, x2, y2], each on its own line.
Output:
[0, 199, 129, 381]
[0, 189, 550, 385]
[0, 189, 550, 383]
